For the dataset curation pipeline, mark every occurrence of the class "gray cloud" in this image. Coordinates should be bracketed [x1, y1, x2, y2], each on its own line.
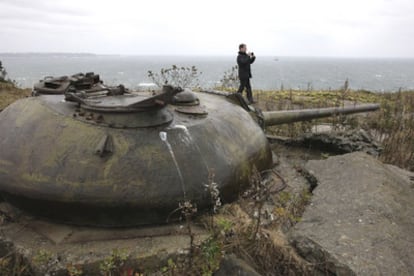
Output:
[0, 0, 95, 36]
[0, 0, 413, 57]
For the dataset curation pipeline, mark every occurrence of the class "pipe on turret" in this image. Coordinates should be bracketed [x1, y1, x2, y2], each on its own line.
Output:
[262, 104, 380, 126]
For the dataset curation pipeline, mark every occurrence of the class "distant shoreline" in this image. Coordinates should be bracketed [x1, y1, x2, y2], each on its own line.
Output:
[1, 53, 414, 60]
[0, 53, 97, 58]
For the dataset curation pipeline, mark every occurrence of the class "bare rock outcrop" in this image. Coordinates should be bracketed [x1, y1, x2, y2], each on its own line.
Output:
[289, 152, 414, 275]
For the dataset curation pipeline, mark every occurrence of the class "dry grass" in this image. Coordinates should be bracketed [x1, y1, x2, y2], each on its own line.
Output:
[200, 202, 315, 276]
[255, 89, 414, 171]
[0, 82, 31, 110]
[0, 250, 32, 276]
[367, 91, 414, 171]
[196, 168, 316, 275]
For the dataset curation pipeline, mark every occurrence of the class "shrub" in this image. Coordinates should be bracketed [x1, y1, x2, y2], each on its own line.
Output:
[147, 65, 201, 88]
[218, 65, 239, 91]
[0, 61, 8, 82]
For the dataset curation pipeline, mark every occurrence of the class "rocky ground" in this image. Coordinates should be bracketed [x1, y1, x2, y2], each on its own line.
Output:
[214, 137, 414, 276]
[0, 128, 412, 276]
[291, 151, 414, 275]
[0, 86, 413, 275]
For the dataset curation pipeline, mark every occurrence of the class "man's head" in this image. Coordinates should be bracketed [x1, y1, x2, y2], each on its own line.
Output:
[239, 43, 247, 53]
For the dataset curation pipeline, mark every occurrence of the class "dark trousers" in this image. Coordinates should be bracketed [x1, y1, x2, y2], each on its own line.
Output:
[237, 78, 253, 102]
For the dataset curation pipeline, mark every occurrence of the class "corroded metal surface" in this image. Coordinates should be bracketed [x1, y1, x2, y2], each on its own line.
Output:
[0, 89, 272, 226]
[263, 104, 380, 126]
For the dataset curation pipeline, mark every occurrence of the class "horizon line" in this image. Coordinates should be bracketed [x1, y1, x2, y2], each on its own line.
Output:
[1, 52, 414, 59]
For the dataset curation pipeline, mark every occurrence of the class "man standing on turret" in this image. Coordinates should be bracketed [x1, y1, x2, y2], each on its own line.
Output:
[237, 43, 256, 104]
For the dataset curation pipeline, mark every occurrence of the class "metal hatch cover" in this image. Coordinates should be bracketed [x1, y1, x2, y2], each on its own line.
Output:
[175, 105, 208, 115]
[70, 86, 183, 113]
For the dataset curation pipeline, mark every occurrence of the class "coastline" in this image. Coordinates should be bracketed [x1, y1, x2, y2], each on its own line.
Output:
[1, 54, 414, 91]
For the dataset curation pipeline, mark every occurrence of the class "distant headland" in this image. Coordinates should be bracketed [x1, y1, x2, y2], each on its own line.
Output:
[0, 52, 97, 58]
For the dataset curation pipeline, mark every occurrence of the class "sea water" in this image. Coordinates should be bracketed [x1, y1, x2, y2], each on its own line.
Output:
[1, 54, 413, 92]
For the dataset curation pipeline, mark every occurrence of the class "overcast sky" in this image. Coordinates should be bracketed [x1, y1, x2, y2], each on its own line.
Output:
[1, 0, 413, 57]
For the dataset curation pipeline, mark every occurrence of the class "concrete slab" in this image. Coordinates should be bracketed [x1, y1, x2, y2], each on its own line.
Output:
[0, 203, 208, 275]
[289, 152, 414, 275]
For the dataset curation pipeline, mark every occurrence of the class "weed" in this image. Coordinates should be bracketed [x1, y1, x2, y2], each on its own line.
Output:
[161, 258, 177, 275]
[216, 218, 233, 235]
[271, 187, 312, 229]
[178, 200, 198, 268]
[204, 169, 222, 230]
[0, 251, 31, 276]
[32, 249, 53, 267]
[99, 248, 129, 276]
[248, 166, 271, 240]
[278, 191, 292, 206]
[67, 263, 83, 276]
[200, 237, 222, 276]
[321, 152, 330, 159]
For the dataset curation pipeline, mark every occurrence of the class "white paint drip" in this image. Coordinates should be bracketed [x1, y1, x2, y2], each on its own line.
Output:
[159, 131, 167, 141]
[171, 125, 187, 131]
[169, 125, 192, 145]
[159, 131, 186, 198]
[175, 125, 209, 170]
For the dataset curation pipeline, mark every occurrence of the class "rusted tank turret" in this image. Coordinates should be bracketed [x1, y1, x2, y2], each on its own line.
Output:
[0, 73, 379, 226]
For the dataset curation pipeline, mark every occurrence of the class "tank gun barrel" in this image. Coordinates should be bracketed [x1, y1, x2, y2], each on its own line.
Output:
[262, 104, 380, 126]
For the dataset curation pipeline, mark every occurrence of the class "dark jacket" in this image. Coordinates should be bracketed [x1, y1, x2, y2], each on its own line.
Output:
[237, 51, 256, 79]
